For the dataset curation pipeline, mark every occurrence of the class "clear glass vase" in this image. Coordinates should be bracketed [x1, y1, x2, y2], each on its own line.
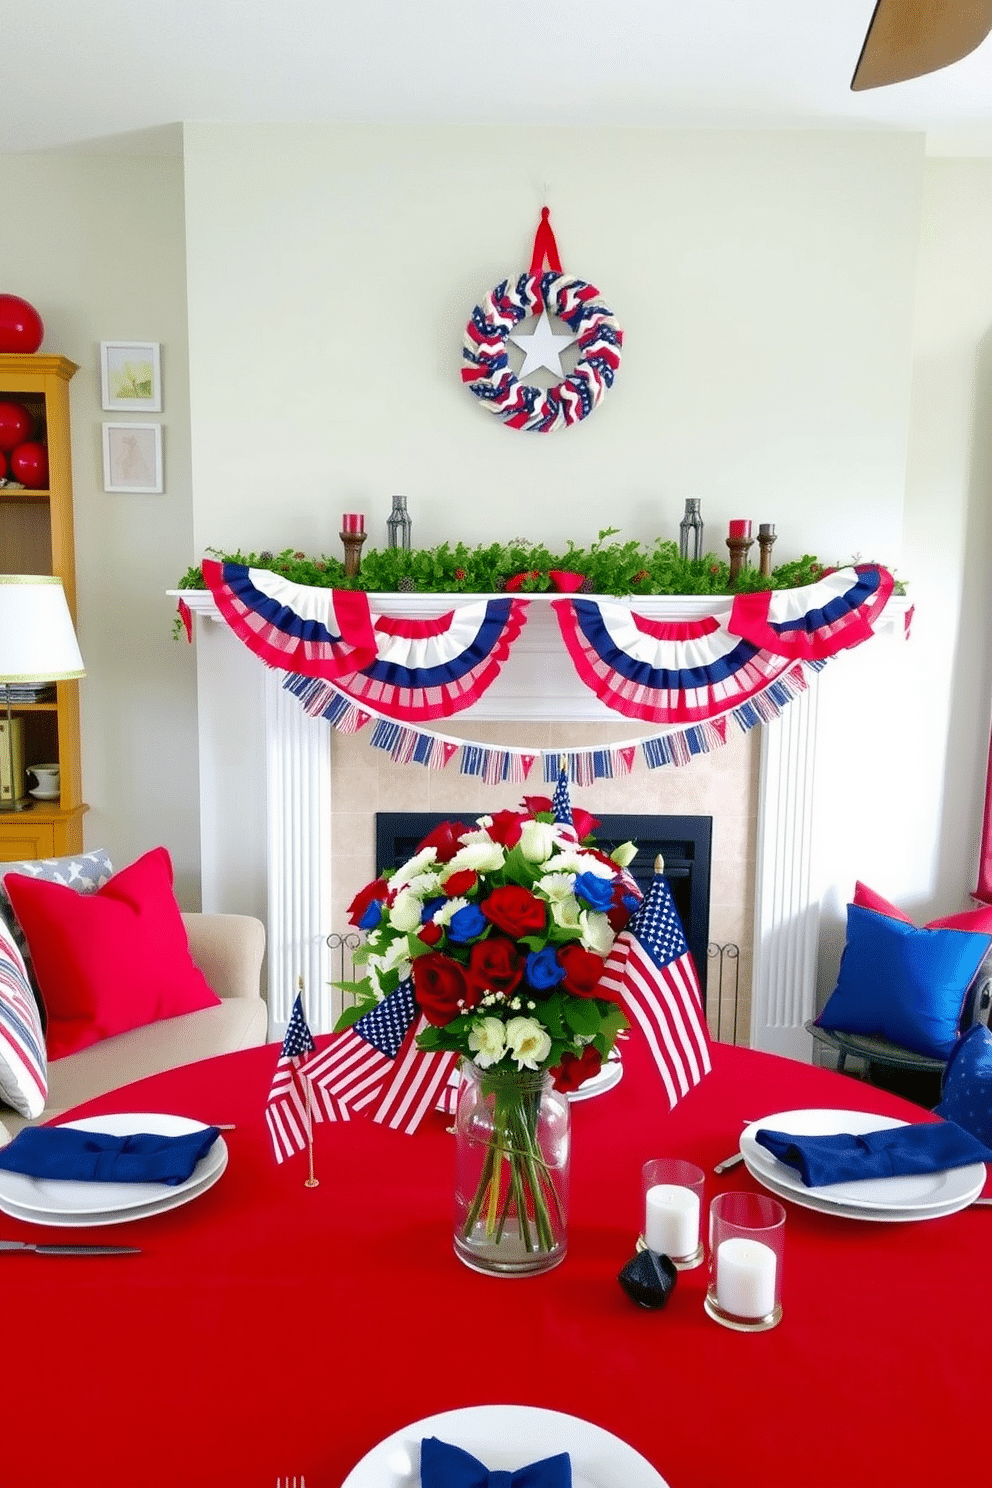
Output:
[453, 1061, 570, 1277]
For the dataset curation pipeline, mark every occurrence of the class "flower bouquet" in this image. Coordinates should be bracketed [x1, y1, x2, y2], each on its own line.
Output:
[340, 790, 640, 1274]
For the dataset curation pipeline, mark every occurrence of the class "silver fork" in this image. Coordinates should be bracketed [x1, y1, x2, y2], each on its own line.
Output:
[276, 1478, 306, 1487]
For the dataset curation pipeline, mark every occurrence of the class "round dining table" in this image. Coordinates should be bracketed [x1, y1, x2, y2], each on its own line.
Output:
[2, 1030, 988, 1488]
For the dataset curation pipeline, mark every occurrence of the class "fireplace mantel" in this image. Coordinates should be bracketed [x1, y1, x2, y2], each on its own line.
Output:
[175, 588, 911, 1056]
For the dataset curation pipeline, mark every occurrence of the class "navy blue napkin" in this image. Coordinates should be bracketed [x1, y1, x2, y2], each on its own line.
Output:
[0, 1125, 221, 1186]
[420, 1437, 571, 1488]
[755, 1119, 992, 1188]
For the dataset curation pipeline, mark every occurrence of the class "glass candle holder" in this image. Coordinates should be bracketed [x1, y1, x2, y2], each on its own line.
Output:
[705, 1190, 785, 1332]
[639, 1158, 705, 1269]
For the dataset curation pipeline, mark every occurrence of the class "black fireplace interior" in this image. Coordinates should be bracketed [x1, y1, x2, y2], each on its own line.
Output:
[375, 813, 713, 992]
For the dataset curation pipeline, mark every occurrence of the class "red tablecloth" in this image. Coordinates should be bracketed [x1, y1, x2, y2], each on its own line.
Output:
[3, 1035, 989, 1488]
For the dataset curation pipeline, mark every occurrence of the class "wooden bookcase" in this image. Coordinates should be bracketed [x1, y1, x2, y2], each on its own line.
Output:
[0, 354, 86, 861]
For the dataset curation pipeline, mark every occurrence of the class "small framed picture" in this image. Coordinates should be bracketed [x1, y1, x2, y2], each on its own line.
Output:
[102, 422, 163, 493]
[100, 341, 162, 412]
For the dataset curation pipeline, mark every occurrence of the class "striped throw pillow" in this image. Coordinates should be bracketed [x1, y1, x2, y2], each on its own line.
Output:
[0, 920, 47, 1119]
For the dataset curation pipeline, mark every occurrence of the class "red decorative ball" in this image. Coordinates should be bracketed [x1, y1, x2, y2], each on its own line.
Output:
[0, 451, 6, 480]
[10, 441, 48, 489]
[0, 295, 44, 354]
[0, 401, 33, 452]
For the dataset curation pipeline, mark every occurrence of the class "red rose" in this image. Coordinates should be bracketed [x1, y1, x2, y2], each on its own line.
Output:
[411, 952, 476, 1026]
[570, 807, 601, 842]
[558, 943, 611, 999]
[485, 810, 525, 848]
[552, 1045, 604, 1093]
[482, 885, 546, 938]
[521, 795, 552, 815]
[346, 877, 389, 927]
[444, 869, 477, 898]
[467, 937, 524, 997]
[416, 821, 469, 863]
[418, 922, 443, 946]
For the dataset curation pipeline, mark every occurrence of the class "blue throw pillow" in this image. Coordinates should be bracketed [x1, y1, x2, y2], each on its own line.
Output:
[935, 1024, 992, 1145]
[816, 904, 992, 1060]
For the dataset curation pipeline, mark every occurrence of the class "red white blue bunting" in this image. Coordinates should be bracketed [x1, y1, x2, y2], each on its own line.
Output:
[202, 560, 377, 680]
[552, 567, 892, 727]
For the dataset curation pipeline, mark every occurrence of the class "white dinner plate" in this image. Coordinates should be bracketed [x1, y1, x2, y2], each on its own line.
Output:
[340, 1405, 670, 1488]
[740, 1109, 985, 1216]
[740, 1151, 977, 1223]
[0, 1114, 228, 1223]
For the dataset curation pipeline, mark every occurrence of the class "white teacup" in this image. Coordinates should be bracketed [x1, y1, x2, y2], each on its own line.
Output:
[28, 763, 60, 799]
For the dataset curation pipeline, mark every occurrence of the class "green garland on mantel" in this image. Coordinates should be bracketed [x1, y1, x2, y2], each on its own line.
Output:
[173, 530, 902, 636]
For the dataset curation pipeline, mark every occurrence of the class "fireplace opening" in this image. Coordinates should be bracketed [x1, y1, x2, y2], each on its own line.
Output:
[374, 812, 713, 994]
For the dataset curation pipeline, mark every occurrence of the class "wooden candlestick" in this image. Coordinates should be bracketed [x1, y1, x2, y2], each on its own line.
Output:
[757, 524, 777, 578]
[726, 535, 753, 584]
[341, 529, 367, 578]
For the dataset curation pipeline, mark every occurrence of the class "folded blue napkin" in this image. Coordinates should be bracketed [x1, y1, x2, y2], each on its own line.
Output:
[755, 1120, 992, 1188]
[0, 1126, 221, 1186]
[420, 1436, 571, 1488]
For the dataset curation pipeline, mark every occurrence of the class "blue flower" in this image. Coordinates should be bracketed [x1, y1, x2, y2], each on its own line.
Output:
[358, 900, 383, 930]
[621, 892, 640, 914]
[573, 871, 614, 913]
[447, 903, 488, 944]
[421, 896, 447, 924]
[525, 945, 566, 994]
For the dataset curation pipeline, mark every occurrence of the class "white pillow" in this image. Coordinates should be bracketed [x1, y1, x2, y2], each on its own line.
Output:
[0, 920, 47, 1118]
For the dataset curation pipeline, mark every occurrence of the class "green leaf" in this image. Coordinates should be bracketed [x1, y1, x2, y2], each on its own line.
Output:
[563, 999, 602, 1037]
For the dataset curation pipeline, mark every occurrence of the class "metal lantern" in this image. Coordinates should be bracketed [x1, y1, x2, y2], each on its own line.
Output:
[387, 494, 412, 551]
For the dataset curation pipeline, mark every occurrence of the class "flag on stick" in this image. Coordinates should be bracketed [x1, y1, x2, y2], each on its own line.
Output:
[595, 872, 711, 1111]
[265, 991, 318, 1164]
[552, 761, 578, 842]
[302, 980, 459, 1135]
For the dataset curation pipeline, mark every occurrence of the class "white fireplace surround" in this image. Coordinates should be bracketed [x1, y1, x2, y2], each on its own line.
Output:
[177, 590, 910, 1058]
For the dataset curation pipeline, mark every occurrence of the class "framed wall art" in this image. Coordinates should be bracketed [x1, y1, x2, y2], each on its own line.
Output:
[100, 341, 162, 412]
[102, 422, 163, 493]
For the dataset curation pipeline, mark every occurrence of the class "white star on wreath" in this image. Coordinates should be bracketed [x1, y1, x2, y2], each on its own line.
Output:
[508, 308, 579, 379]
[461, 271, 623, 434]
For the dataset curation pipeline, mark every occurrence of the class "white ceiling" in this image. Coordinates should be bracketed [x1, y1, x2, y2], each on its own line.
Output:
[4, 0, 992, 156]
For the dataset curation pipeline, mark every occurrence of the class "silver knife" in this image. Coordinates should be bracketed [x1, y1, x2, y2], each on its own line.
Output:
[713, 1152, 745, 1174]
[0, 1240, 140, 1255]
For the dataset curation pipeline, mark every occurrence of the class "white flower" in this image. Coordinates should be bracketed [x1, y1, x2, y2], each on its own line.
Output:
[537, 872, 577, 904]
[468, 1017, 507, 1068]
[405, 871, 442, 898]
[433, 896, 468, 927]
[518, 820, 556, 864]
[445, 841, 506, 875]
[505, 1016, 552, 1071]
[388, 890, 423, 933]
[391, 846, 438, 891]
[579, 909, 615, 956]
[610, 840, 638, 869]
[381, 937, 413, 980]
[552, 849, 614, 879]
[550, 896, 582, 932]
[462, 824, 496, 844]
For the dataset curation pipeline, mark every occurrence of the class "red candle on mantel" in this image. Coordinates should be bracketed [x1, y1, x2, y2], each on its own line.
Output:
[342, 513, 365, 533]
[728, 519, 751, 540]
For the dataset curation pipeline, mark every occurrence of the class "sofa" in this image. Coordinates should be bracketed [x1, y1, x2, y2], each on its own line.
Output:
[0, 852, 270, 1140]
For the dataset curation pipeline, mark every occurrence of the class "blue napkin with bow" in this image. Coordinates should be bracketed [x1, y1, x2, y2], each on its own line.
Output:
[0, 1125, 221, 1186]
[420, 1437, 571, 1488]
[755, 1119, 992, 1188]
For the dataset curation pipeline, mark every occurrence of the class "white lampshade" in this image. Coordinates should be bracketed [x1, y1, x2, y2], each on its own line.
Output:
[0, 575, 85, 683]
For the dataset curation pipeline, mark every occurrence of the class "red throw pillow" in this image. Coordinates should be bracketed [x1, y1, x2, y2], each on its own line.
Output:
[853, 881, 992, 935]
[3, 846, 221, 1060]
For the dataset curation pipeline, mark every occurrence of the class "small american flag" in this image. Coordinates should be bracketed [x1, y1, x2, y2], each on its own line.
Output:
[596, 873, 711, 1111]
[265, 992, 318, 1163]
[302, 980, 459, 1135]
[552, 764, 578, 842]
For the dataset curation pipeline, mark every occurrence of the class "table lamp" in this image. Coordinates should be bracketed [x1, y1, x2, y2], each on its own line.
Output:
[0, 575, 85, 812]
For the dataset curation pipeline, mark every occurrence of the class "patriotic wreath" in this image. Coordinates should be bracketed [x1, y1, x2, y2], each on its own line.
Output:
[461, 270, 623, 434]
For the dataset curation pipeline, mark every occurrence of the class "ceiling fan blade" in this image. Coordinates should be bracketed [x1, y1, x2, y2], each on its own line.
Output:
[851, 0, 992, 90]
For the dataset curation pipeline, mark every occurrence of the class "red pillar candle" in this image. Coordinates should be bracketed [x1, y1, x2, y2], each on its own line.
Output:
[728, 519, 751, 540]
[341, 512, 365, 534]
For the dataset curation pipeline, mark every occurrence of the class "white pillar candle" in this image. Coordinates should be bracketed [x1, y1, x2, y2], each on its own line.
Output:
[716, 1237, 777, 1319]
[644, 1183, 700, 1258]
